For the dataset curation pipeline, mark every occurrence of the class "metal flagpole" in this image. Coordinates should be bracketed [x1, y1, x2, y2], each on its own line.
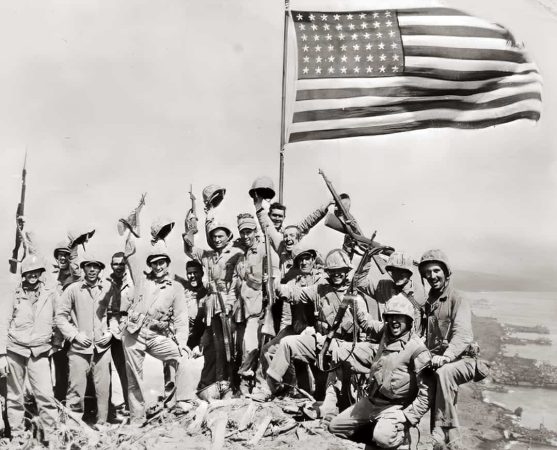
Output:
[278, 1, 290, 204]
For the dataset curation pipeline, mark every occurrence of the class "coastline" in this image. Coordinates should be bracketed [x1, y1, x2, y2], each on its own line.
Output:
[453, 315, 557, 449]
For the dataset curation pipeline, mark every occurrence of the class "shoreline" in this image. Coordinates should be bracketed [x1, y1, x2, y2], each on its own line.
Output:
[465, 315, 557, 448]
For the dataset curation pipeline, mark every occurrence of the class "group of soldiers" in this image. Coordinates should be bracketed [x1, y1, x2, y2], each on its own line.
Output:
[1, 176, 488, 450]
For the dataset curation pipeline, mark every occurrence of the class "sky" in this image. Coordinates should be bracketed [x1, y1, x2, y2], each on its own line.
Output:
[1, 0, 556, 291]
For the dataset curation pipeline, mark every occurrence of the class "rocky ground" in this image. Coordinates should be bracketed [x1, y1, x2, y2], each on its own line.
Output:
[2, 314, 557, 449]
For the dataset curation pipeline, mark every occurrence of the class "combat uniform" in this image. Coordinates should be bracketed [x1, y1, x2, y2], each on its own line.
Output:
[0, 279, 59, 435]
[55, 277, 114, 422]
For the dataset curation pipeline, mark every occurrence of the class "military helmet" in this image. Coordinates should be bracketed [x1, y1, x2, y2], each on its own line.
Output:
[80, 253, 106, 270]
[324, 249, 352, 271]
[385, 251, 414, 274]
[207, 221, 233, 241]
[383, 294, 415, 322]
[292, 244, 317, 267]
[418, 249, 451, 277]
[21, 255, 47, 276]
[67, 227, 95, 248]
[53, 241, 71, 259]
[146, 240, 171, 266]
[248, 176, 276, 200]
[202, 185, 226, 209]
[151, 217, 175, 242]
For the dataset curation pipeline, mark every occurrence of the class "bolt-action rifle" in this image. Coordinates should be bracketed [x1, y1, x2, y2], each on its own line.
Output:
[9, 152, 27, 274]
[185, 184, 199, 235]
[260, 226, 276, 338]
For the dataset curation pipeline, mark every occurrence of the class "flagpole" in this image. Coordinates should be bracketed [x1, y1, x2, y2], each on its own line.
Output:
[278, 1, 290, 204]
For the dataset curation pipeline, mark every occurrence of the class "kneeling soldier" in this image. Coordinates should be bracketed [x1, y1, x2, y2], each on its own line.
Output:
[0, 256, 59, 441]
[329, 294, 431, 449]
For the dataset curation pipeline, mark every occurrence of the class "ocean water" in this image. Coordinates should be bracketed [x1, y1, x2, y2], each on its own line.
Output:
[468, 291, 557, 433]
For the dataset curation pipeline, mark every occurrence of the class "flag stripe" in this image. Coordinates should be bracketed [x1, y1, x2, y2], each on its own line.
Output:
[289, 99, 540, 132]
[400, 25, 509, 39]
[405, 46, 527, 63]
[288, 111, 540, 142]
[395, 8, 473, 16]
[293, 92, 541, 122]
[404, 66, 537, 82]
[397, 15, 505, 30]
[294, 83, 541, 111]
[295, 71, 541, 91]
[402, 35, 516, 50]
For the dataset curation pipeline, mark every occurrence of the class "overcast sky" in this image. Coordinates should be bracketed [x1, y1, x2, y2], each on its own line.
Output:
[1, 0, 556, 291]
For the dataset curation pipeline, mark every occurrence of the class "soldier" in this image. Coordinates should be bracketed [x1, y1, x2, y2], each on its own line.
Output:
[55, 254, 113, 424]
[260, 245, 325, 379]
[106, 252, 134, 416]
[418, 250, 477, 450]
[328, 295, 431, 450]
[183, 210, 243, 395]
[251, 184, 331, 280]
[264, 249, 375, 402]
[355, 251, 424, 325]
[123, 241, 191, 422]
[0, 255, 59, 443]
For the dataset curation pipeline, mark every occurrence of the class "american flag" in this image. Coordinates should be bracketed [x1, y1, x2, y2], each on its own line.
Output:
[286, 2, 542, 143]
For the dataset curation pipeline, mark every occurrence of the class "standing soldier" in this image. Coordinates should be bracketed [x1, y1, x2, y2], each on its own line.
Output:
[418, 249, 477, 450]
[106, 252, 134, 417]
[123, 238, 191, 422]
[228, 213, 275, 391]
[250, 178, 331, 280]
[50, 238, 82, 403]
[0, 255, 59, 443]
[183, 207, 243, 396]
[55, 254, 113, 424]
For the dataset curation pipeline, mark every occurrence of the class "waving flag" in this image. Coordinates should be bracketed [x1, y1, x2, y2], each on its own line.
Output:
[286, 0, 542, 143]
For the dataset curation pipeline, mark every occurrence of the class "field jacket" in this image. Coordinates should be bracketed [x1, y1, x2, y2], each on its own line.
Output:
[55, 279, 113, 354]
[0, 282, 59, 357]
[368, 329, 432, 426]
[423, 282, 473, 361]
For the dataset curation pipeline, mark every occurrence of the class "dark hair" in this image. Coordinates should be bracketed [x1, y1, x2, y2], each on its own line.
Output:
[339, 193, 350, 200]
[237, 212, 254, 220]
[270, 202, 286, 213]
[111, 252, 127, 262]
[186, 260, 204, 272]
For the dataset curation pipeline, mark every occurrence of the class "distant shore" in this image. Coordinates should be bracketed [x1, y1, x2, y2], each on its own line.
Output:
[462, 315, 557, 448]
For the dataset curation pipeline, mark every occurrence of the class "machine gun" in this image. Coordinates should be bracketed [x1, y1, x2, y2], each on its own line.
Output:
[318, 169, 393, 271]
[9, 152, 27, 274]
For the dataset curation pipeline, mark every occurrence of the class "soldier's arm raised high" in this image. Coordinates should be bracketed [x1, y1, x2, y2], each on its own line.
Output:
[294, 200, 332, 238]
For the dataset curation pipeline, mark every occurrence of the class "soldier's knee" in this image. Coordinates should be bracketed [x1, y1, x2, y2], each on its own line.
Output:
[373, 417, 405, 448]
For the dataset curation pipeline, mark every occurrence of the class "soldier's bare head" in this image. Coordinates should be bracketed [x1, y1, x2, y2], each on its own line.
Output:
[269, 203, 286, 230]
[186, 260, 203, 287]
[111, 252, 127, 277]
[283, 226, 300, 251]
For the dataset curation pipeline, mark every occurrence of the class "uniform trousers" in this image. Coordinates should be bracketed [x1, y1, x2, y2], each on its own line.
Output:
[109, 337, 129, 409]
[198, 316, 228, 390]
[122, 331, 190, 421]
[266, 332, 375, 384]
[433, 357, 476, 428]
[67, 349, 111, 423]
[7, 350, 58, 434]
[329, 398, 408, 449]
